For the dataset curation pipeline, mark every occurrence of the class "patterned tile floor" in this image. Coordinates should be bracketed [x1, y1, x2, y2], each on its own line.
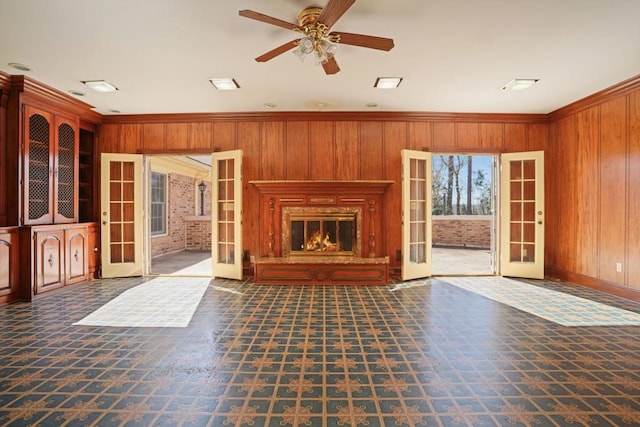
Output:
[1, 277, 640, 426]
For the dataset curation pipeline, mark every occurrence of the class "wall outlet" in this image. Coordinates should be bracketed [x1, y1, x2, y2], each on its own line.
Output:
[616, 262, 623, 273]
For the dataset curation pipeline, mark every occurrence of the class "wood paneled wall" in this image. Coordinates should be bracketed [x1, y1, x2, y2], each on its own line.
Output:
[546, 79, 640, 292]
[98, 114, 548, 271]
[0, 73, 9, 226]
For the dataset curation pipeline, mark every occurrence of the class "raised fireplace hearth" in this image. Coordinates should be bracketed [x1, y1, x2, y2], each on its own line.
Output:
[251, 180, 392, 285]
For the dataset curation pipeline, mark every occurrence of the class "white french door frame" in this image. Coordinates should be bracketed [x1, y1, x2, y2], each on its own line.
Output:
[100, 153, 144, 278]
[401, 149, 432, 280]
[211, 150, 243, 280]
[499, 150, 545, 279]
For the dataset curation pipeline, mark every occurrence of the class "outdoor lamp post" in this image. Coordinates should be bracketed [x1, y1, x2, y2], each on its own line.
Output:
[198, 181, 206, 216]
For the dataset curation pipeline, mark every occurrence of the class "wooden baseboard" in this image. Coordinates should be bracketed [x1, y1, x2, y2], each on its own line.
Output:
[545, 267, 640, 303]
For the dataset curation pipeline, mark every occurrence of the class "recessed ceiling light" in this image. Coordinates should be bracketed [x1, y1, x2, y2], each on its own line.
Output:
[374, 77, 403, 89]
[316, 102, 327, 108]
[209, 78, 240, 90]
[264, 103, 277, 108]
[82, 80, 118, 93]
[108, 109, 121, 114]
[502, 78, 539, 91]
[68, 90, 85, 97]
[8, 62, 32, 72]
[366, 103, 378, 108]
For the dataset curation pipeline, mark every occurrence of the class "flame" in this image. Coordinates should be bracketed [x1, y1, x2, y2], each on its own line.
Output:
[304, 231, 337, 251]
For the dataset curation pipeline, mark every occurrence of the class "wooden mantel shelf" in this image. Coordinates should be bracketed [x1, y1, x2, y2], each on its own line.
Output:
[250, 180, 394, 194]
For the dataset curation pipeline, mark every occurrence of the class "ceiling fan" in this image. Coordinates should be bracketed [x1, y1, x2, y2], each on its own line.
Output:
[239, 0, 395, 75]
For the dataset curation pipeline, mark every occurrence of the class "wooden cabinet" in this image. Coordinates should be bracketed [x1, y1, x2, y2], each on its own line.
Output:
[34, 228, 65, 293]
[65, 226, 88, 285]
[21, 223, 88, 299]
[0, 227, 19, 303]
[23, 106, 78, 225]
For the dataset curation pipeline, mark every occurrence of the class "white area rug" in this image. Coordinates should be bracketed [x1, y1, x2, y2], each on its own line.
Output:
[73, 277, 210, 327]
[440, 276, 640, 327]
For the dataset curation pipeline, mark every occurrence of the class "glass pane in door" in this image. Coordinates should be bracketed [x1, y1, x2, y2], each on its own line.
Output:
[509, 159, 536, 263]
[409, 158, 427, 264]
[217, 159, 235, 264]
[109, 161, 136, 264]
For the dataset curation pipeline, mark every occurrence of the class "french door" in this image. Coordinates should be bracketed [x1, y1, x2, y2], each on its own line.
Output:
[211, 150, 243, 280]
[401, 150, 432, 280]
[500, 151, 545, 279]
[100, 153, 144, 278]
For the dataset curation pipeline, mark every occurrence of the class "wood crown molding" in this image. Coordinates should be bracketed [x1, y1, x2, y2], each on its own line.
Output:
[9, 74, 102, 124]
[548, 73, 640, 121]
[102, 111, 549, 125]
[0, 71, 10, 90]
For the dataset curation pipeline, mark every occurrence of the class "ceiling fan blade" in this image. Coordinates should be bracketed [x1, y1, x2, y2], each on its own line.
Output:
[317, 0, 355, 29]
[255, 39, 300, 62]
[332, 31, 395, 51]
[322, 57, 340, 75]
[239, 10, 302, 31]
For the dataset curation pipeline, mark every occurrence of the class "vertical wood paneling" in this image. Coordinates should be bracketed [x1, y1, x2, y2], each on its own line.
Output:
[627, 92, 640, 288]
[237, 122, 261, 258]
[503, 123, 526, 152]
[142, 123, 165, 151]
[360, 122, 384, 180]
[555, 116, 577, 273]
[433, 122, 456, 150]
[527, 124, 548, 151]
[166, 123, 188, 150]
[575, 107, 600, 278]
[120, 124, 142, 153]
[260, 122, 285, 180]
[599, 97, 627, 284]
[309, 121, 335, 180]
[383, 122, 407, 264]
[285, 122, 309, 180]
[213, 122, 236, 152]
[545, 122, 560, 269]
[456, 123, 479, 149]
[480, 123, 503, 150]
[98, 124, 121, 153]
[188, 123, 213, 150]
[408, 122, 432, 151]
[0, 98, 5, 224]
[335, 121, 359, 180]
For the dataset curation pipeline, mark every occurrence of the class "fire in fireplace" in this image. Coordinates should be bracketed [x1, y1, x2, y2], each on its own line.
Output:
[282, 207, 361, 257]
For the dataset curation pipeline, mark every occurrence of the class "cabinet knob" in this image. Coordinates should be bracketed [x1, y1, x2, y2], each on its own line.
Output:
[74, 249, 79, 261]
[48, 254, 54, 267]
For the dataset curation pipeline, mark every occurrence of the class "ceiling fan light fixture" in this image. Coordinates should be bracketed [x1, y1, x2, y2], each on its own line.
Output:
[374, 77, 403, 89]
[502, 78, 539, 91]
[82, 80, 118, 93]
[209, 78, 240, 90]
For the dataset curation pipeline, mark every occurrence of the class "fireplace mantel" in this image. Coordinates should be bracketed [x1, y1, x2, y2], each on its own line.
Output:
[250, 180, 393, 195]
[250, 180, 393, 285]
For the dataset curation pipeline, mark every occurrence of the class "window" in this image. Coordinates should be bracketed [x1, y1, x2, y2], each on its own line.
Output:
[150, 172, 167, 236]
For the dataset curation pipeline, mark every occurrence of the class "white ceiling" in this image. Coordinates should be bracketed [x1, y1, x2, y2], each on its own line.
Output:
[1, 0, 639, 116]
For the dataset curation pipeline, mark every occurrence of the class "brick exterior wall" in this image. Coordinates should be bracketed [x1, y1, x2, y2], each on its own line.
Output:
[432, 215, 492, 249]
[185, 217, 212, 250]
[151, 173, 211, 258]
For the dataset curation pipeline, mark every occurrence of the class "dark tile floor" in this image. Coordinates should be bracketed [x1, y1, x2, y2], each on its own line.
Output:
[1, 277, 640, 426]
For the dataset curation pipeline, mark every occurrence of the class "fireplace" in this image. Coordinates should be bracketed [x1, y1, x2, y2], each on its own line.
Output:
[283, 207, 361, 257]
[251, 180, 392, 285]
